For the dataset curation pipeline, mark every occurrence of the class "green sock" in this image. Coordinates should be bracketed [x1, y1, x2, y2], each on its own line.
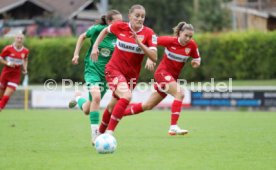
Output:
[90, 111, 100, 124]
[77, 98, 87, 111]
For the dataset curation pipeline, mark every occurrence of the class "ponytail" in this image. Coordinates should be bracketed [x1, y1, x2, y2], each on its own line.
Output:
[97, 10, 121, 25]
[173, 21, 194, 36]
[99, 15, 107, 25]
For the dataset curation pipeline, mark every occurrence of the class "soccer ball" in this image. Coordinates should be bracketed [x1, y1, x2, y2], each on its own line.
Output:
[94, 134, 117, 154]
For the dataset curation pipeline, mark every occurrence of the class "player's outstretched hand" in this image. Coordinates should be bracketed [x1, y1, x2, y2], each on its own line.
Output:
[191, 60, 200, 68]
[91, 46, 99, 62]
[7, 62, 16, 68]
[131, 31, 142, 46]
[145, 58, 156, 72]
[22, 69, 28, 75]
[72, 55, 79, 65]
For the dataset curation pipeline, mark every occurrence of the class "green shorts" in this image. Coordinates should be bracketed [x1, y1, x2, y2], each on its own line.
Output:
[84, 67, 108, 101]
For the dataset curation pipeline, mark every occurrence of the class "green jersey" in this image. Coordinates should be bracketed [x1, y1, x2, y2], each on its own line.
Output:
[85, 24, 116, 78]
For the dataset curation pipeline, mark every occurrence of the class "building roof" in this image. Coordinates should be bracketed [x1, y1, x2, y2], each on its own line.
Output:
[0, 0, 53, 13]
[39, 0, 94, 20]
[0, 0, 96, 21]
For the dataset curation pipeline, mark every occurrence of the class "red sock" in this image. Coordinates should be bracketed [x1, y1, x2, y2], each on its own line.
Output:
[0, 96, 10, 109]
[171, 100, 182, 125]
[99, 109, 111, 133]
[124, 103, 143, 116]
[107, 98, 129, 131]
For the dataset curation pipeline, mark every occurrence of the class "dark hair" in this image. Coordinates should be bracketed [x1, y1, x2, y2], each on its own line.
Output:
[173, 22, 194, 36]
[98, 10, 121, 25]
[129, 4, 145, 14]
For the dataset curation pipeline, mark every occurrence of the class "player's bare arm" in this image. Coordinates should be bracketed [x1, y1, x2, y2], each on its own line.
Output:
[22, 58, 28, 74]
[91, 27, 109, 62]
[191, 59, 200, 68]
[145, 58, 156, 72]
[132, 31, 157, 62]
[72, 33, 86, 65]
[0, 57, 15, 68]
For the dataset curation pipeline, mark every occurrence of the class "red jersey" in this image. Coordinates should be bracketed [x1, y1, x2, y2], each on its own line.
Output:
[155, 36, 200, 79]
[0, 44, 29, 74]
[106, 21, 157, 79]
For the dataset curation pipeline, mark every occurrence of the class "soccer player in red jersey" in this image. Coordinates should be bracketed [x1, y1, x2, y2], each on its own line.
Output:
[0, 33, 29, 111]
[123, 22, 201, 135]
[91, 4, 158, 135]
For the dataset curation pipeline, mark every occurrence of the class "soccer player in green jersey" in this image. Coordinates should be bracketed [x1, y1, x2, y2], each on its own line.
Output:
[69, 10, 122, 145]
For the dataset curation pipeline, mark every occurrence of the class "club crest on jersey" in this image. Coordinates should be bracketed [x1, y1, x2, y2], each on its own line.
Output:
[100, 48, 111, 57]
[165, 76, 172, 81]
[21, 53, 25, 58]
[11, 53, 15, 56]
[185, 48, 191, 55]
[137, 35, 144, 42]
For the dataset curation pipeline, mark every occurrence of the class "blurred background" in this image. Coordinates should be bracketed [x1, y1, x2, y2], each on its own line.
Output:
[0, 0, 276, 110]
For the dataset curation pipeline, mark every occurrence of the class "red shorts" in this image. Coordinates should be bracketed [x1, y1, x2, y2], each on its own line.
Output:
[105, 68, 137, 92]
[154, 71, 176, 98]
[0, 70, 21, 90]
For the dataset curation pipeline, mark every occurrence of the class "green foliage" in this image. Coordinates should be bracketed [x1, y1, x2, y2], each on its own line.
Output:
[192, 0, 232, 32]
[109, 0, 193, 34]
[25, 38, 88, 83]
[109, 0, 231, 34]
[141, 31, 276, 82]
[0, 37, 88, 84]
[0, 31, 275, 84]
[191, 31, 276, 81]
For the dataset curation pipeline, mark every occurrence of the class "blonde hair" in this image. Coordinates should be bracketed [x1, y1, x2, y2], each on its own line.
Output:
[129, 4, 145, 14]
[173, 22, 194, 36]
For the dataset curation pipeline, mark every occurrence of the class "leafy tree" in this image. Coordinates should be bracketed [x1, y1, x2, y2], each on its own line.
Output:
[109, 0, 193, 34]
[192, 0, 231, 32]
[108, 0, 231, 34]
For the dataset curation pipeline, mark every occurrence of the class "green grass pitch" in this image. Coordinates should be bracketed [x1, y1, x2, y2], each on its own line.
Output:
[0, 109, 276, 170]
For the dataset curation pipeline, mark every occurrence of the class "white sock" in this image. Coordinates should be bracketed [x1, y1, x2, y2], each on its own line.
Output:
[75, 96, 81, 102]
[91, 124, 99, 131]
[105, 130, 114, 135]
[170, 125, 177, 129]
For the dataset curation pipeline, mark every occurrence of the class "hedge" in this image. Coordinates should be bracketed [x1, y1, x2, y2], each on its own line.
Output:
[0, 31, 275, 84]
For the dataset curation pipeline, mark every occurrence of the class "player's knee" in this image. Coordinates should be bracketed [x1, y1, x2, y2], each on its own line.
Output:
[175, 91, 185, 101]
[82, 106, 90, 115]
[92, 95, 101, 104]
[107, 103, 114, 113]
[121, 91, 132, 101]
[84, 110, 90, 115]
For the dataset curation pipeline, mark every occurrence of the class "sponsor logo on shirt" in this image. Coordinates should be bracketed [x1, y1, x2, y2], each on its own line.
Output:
[100, 48, 111, 57]
[119, 33, 126, 37]
[165, 48, 189, 62]
[6, 56, 23, 65]
[152, 34, 157, 44]
[116, 39, 144, 54]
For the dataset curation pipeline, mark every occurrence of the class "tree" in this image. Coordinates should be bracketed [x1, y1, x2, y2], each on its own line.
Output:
[108, 0, 231, 34]
[109, 0, 192, 34]
[192, 0, 231, 32]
